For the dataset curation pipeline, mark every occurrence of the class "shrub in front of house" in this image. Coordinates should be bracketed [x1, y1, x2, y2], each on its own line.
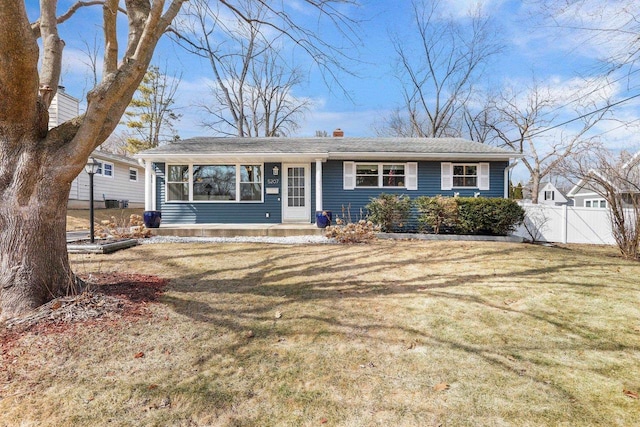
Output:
[414, 195, 459, 234]
[454, 198, 525, 235]
[365, 194, 413, 232]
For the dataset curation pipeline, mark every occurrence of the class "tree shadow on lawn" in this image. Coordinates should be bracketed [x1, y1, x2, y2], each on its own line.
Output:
[154, 242, 638, 388]
[63, 240, 640, 422]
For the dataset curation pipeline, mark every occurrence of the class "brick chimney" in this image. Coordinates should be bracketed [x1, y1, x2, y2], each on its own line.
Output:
[332, 128, 344, 137]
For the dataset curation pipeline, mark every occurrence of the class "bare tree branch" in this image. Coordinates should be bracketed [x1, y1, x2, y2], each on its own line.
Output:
[381, 0, 501, 138]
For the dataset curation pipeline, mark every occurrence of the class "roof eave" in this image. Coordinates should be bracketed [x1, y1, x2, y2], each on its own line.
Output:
[135, 151, 519, 163]
[327, 152, 521, 161]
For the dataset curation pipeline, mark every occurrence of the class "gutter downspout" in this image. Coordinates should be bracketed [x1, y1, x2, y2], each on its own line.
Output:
[504, 158, 520, 198]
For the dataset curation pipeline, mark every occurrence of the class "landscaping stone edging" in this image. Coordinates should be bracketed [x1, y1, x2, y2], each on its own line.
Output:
[67, 239, 138, 254]
[377, 232, 525, 243]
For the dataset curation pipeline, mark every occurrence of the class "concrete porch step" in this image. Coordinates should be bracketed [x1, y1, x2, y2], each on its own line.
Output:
[151, 223, 324, 238]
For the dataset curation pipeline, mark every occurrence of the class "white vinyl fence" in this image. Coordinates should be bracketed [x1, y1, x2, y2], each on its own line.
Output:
[512, 204, 636, 245]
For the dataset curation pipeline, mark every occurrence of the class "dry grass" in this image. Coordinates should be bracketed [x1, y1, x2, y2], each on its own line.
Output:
[2, 240, 640, 426]
[67, 208, 144, 231]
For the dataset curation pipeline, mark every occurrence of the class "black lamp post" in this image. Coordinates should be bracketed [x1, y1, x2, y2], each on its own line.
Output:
[84, 157, 100, 243]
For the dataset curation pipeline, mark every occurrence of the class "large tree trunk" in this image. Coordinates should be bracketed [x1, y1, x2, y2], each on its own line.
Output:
[0, 143, 79, 320]
[0, 0, 186, 321]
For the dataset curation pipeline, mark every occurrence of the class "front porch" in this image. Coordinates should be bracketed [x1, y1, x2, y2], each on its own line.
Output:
[151, 223, 324, 238]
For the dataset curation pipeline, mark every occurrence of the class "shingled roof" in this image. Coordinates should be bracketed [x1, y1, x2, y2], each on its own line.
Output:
[135, 137, 518, 162]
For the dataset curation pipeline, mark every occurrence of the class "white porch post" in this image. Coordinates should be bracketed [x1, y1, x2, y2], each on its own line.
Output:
[143, 160, 153, 211]
[315, 159, 323, 212]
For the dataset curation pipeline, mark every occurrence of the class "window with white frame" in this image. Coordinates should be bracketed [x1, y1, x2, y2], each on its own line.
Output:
[194, 165, 236, 201]
[129, 168, 138, 182]
[167, 165, 189, 201]
[239, 165, 262, 201]
[544, 190, 554, 201]
[355, 163, 406, 188]
[585, 199, 607, 208]
[453, 164, 477, 187]
[441, 162, 489, 190]
[167, 164, 263, 202]
[96, 160, 114, 178]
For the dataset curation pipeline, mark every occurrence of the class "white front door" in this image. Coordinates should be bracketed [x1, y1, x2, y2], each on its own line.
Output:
[282, 164, 311, 223]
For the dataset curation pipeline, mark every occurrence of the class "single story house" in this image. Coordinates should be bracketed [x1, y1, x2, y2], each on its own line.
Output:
[134, 136, 520, 225]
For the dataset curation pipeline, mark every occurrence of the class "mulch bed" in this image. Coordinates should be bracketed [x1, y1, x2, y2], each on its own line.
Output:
[0, 273, 168, 348]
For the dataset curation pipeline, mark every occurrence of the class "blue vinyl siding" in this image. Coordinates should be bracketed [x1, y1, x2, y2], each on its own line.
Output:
[154, 160, 508, 224]
[321, 160, 507, 220]
[155, 162, 283, 224]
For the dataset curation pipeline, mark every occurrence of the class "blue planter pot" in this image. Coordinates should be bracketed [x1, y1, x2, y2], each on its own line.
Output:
[143, 210, 162, 228]
[315, 210, 332, 228]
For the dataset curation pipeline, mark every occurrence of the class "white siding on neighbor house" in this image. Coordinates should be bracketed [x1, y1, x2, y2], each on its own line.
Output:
[512, 203, 632, 245]
[48, 91, 79, 129]
[70, 158, 145, 204]
[538, 182, 568, 206]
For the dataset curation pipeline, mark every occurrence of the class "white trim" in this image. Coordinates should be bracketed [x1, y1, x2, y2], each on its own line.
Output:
[584, 198, 607, 208]
[315, 159, 323, 211]
[450, 163, 485, 189]
[504, 159, 519, 198]
[165, 163, 264, 203]
[282, 163, 311, 223]
[144, 161, 153, 211]
[96, 160, 114, 178]
[343, 161, 355, 190]
[151, 169, 156, 211]
[441, 162, 453, 190]
[137, 152, 517, 164]
[129, 167, 139, 182]
[351, 162, 409, 189]
[406, 162, 418, 190]
[479, 162, 490, 191]
[326, 152, 515, 161]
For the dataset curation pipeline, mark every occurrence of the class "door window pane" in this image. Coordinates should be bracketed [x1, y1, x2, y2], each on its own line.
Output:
[288, 167, 305, 207]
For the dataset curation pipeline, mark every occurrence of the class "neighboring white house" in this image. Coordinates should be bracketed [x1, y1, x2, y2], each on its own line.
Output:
[566, 177, 610, 209]
[537, 182, 569, 206]
[68, 150, 145, 209]
[49, 88, 145, 208]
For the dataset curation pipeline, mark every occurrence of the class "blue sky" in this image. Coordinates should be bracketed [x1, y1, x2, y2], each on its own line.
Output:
[29, 0, 640, 182]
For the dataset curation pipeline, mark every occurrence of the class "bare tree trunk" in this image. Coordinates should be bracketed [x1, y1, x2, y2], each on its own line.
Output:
[0, 149, 78, 320]
[530, 173, 541, 204]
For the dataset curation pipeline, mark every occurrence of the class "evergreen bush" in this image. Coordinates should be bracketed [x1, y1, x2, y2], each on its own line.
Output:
[365, 194, 412, 232]
[455, 198, 525, 235]
[414, 195, 458, 234]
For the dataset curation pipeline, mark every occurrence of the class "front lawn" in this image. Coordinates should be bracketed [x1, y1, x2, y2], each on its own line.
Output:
[1, 241, 639, 426]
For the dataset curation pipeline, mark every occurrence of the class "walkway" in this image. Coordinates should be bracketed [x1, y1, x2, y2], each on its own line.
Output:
[151, 223, 324, 238]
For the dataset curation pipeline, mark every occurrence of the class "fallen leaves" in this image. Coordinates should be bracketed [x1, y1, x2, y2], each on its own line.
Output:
[623, 389, 639, 399]
[134, 351, 145, 359]
[433, 382, 449, 391]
